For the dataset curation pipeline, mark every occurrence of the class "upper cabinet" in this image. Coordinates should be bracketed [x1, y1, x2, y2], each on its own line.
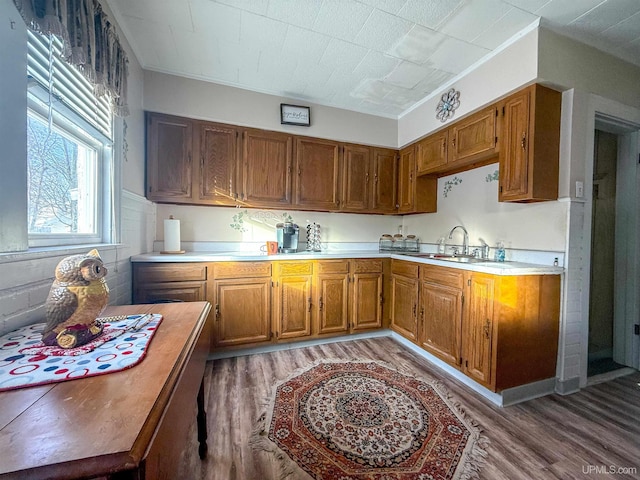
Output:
[341, 144, 371, 212]
[416, 106, 498, 176]
[498, 84, 561, 202]
[242, 129, 293, 207]
[197, 121, 238, 206]
[294, 138, 341, 210]
[398, 145, 437, 214]
[371, 148, 398, 213]
[146, 112, 193, 203]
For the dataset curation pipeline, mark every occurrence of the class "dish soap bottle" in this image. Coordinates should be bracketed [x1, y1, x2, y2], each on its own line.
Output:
[494, 241, 505, 262]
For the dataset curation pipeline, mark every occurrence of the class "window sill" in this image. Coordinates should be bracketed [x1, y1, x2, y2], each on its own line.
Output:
[0, 243, 121, 265]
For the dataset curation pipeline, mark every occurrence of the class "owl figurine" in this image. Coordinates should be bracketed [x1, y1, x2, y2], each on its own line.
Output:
[42, 249, 109, 348]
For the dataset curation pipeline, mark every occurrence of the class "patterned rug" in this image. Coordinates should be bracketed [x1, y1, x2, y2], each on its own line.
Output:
[251, 361, 488, 480]
[0, 314, 162, 392]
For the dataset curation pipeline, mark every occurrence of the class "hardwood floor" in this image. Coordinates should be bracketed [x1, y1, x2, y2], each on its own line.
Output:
[179, 338, 640, 479]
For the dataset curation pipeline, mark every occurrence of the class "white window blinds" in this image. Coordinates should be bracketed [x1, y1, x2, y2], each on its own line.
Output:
[27, 30, 112, 138]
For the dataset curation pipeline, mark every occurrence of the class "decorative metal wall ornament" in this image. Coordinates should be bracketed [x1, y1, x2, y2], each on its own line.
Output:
[436, 88, 460, 122]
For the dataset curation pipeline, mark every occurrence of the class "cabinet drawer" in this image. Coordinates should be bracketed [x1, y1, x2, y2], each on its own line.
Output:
[275, 261, 313, 276]
[317, 260, 349, 274]
[135, 263, 207, 282]
[391, 260, 419, 278]
[420, 264, 464, 289]
[351, 258, 383, 273]
[214, 261, 271, 278]
[134, 281, 206, 303]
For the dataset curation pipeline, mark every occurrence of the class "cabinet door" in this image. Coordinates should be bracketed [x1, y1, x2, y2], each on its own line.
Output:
[273, 261, 313, 340]
[419, 281, 463, 367]
[390, 274, 418, 341]
[146, 113, 193, 202]
[463, 274, 495, 387]
[341, 144, 371, 211]
[316, 274, 349, 334]
[416, 130, 448, 175]
[499, 89, 530, 199]
[351, 272, 383, 331]
[449, 106, 498, 165]
[372, 148, 397, 213]
[294, 138, 341, 210]
[397, 146, 415, 213]
[214, 277, 271, 347]
[134, 282, 206, 304]
[198, 121, 238, 205]
[242, 129, 292, 206]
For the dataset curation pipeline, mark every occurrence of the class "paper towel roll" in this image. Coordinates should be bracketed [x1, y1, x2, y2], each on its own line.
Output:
[163, 216, 181, 252]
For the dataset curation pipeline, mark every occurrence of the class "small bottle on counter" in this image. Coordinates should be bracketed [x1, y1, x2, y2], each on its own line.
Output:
[495, 241, 506, 262]
[437, 237, 446, 254]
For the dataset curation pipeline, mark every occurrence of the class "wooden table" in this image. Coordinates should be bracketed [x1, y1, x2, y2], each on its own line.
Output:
[0, 302, 212, 480]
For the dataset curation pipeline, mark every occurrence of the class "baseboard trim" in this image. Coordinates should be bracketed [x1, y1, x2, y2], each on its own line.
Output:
[555, 376, 581, 395]
[587, 367, 636, 386]
[208, 329, 391, 360]
[500, 378, 557, 406]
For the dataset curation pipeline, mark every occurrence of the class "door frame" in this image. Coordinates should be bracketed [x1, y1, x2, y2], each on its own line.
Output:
[579, 94, 640, 386]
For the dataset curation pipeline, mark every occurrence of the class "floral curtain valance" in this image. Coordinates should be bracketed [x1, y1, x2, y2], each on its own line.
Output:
[13, 0, 129, 117]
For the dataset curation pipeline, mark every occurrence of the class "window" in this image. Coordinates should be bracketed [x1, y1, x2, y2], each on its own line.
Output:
[27, 30, 113, 247]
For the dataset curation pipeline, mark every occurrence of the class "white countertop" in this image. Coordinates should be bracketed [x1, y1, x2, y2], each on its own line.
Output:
[131, 250, 563, 276]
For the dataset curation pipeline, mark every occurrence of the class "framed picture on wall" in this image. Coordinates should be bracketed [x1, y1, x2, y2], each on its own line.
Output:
[280, 104, 311, 126]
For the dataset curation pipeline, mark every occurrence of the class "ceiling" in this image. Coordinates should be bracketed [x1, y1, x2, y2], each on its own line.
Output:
[105, 0, 640, 119]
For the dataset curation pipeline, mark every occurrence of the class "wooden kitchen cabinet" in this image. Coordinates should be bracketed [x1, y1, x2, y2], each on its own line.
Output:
[133, 263, 208, 303]
[449, 105, 498, 167]
[350, 259, 384, 331]
[418, 265, 464, 367]
[371, 148, 398, 213]
[146, 112, 193, 203]
[197, 120, 238, 205]
[499, 84, 561, 202]
[397, 145, 437, 214]
[212, 262, 272, 347]
[273, 261, 313, 340]
[390, 259, 560, 392]
[315, 259, 384, 334]
[294, 137, 341, 210]
[341, 144, 371, 212]
[390, 260, 419, 341]
[241, 129, 293, 207]
[416, 130, 448, 175]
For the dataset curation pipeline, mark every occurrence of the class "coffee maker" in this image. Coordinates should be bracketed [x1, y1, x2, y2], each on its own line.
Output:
[276, 222, 299, 253]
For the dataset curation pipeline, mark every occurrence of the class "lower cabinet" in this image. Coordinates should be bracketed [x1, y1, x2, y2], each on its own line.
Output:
[316, 259, 384, 335]
[273, 262, 313, 340]
[391, 259, 560, 392]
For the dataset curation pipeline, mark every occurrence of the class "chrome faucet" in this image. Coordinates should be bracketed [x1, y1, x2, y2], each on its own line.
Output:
[448, 225, 469, 256]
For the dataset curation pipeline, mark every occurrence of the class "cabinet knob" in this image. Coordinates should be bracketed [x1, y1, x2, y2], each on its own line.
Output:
[521, 132, 527, 149]
[308, 297, 312, 313]
[484, 319, 491, 339]
[319, 296, 324, 311]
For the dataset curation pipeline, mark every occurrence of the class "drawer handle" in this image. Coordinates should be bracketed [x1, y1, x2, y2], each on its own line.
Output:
[319, 297, 324, 311]
[521, 132, 526, 149]
[484, 319, 491, 339]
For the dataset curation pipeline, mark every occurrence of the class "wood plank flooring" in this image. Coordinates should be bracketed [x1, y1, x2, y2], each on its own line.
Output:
[177, 338, 640, 479]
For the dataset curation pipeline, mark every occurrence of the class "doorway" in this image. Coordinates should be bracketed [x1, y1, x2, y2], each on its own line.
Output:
[587, 117, 640, 378]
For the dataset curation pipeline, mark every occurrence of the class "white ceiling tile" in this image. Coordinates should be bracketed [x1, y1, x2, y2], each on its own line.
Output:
[240, 11, 288, 50]
[266, 0, 323, 29]
[214, 0, 269, 16]
[425, 36, 490, 73]
[312, 1, 374, 42]
[351, 79, 395, 103]
[191, 0, 241, 42]
[414, 68, 456, 93]
[353, 51, 401, 78]
[601, 12, 640, 45]
[397, 0, 466, 29]
[357, 0, 409, 15]
[116, 15, 161, 67]
[282, 26, 331, 64]
[569, 0, 640, 33]
[535, 0, 605, 26]
[384, 62, 432, 89]
[354, 8, 413, 52]
[389, 25, 449, 64]
[439, 0, 510, 42]
[502, 0, 551, 13]
[472, 7, 539, 49]
[108, 0, 193, 30]
[319, 38, 369, 73]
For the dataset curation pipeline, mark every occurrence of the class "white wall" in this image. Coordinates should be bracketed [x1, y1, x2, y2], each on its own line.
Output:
[0, 0, 28, 252]
[144, 71, 398, 148]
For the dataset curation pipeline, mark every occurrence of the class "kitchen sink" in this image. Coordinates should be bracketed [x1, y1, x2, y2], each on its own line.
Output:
[397, 252, 494, 263]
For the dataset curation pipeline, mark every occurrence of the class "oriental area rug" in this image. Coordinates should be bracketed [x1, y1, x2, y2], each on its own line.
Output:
[251, 360, 488, 480]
